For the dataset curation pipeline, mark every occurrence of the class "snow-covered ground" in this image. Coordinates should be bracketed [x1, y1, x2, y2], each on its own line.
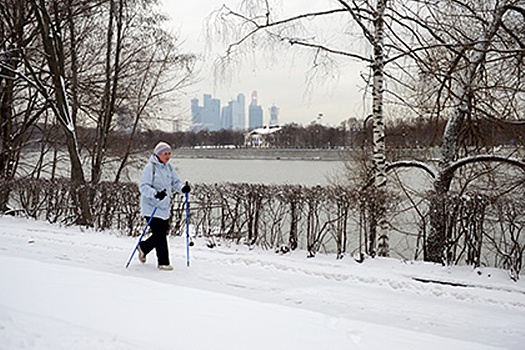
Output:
[1, 215, 524, 349]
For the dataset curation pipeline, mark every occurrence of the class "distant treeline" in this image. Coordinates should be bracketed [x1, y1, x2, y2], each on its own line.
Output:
[25, 116, 525, 155]
[105, 117, 524, 153]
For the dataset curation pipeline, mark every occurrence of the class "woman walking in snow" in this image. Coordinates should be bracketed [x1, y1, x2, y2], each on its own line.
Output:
[138, 141, 190, 270]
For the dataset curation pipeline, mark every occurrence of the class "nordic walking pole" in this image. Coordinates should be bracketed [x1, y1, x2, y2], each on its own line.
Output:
[125, 206, 158, 268]
[184, 187, 191, 267]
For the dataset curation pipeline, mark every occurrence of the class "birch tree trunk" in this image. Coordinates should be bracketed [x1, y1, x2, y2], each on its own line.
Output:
[371, 0, 388, 257]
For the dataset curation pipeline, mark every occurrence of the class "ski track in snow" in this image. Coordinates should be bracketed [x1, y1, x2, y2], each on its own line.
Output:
[1, 216, 525, 349]
[4, 221, 524, 310]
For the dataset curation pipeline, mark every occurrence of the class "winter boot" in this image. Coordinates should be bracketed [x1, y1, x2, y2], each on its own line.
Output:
[137, 246, 146, 264]
[158, 265, 173, 271]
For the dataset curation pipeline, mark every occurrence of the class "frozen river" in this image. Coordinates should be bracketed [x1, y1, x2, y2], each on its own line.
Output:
[23, 150, 346, 186]
[169, 158, 345, 186]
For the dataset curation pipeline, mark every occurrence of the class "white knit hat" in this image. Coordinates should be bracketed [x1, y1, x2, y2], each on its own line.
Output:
[154, 141, 171, 156]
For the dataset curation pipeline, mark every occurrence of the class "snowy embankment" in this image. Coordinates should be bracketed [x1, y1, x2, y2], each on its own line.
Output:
[0, 216, 524, 349]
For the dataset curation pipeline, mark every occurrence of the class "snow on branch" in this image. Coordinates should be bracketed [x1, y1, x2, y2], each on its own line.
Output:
[386, 160, 437, 179]
[445, 154, 525, 175]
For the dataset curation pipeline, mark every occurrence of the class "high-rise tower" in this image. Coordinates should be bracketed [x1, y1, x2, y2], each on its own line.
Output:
[232, 93, 246, 130]
[269, 105, 279, 126]
[191, 94, 221, 131]
[248, 91, 263, 130]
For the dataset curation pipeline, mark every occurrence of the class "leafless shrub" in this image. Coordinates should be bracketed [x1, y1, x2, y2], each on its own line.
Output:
[3, 178, 142, 236]
[2, 177, 523, 278]
[484, 196, 525, 281]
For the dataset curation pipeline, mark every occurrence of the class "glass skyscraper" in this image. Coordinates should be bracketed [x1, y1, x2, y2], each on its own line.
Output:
[248, 91, 263, 130]
[191, 94, 221, 131]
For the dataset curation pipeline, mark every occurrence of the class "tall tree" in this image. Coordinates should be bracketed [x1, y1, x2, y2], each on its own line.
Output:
[387, 0, 525, 264]
[208, 0, 525, 263]
[91, 0, 123, 184]
[30, 0, 93, 223]
[209, 0, 391, 256]
[72, 0, 195, 184]
[0, 1, 42, 210]
[2, 0, 195, 221]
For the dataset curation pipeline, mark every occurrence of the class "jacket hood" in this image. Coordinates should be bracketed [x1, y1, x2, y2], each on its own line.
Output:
[149, 154, 163, 166]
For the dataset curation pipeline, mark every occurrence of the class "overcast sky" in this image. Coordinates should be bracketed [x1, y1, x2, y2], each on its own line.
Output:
[160, 0, 368, 128]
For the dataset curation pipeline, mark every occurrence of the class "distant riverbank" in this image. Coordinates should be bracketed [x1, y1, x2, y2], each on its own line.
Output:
[173, 147, 347, 161]
[172, 146, 449, 162]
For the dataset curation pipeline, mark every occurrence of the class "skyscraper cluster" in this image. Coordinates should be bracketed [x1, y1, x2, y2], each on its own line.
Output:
[191, 91, 278, 131]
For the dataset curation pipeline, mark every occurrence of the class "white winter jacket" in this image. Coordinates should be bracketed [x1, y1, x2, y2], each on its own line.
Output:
[139, 155, 183, 220]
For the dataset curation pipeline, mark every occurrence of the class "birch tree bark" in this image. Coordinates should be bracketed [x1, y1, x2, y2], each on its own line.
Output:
[371, 0, 388, 256]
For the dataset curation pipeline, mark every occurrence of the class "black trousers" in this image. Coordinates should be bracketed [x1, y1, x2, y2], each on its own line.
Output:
[139, 217, 170, 265]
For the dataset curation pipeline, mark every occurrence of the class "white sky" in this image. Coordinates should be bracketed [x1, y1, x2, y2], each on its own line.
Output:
[160, 0, 369, 128]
